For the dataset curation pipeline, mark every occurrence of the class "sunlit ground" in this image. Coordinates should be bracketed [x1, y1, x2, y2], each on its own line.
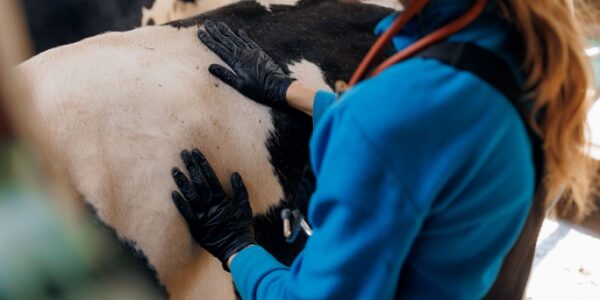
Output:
[526, 218, 600, 299]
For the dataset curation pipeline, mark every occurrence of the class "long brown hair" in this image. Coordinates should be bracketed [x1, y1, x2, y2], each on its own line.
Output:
[495, 0, 599, 220]
[400, 0, 600, 220]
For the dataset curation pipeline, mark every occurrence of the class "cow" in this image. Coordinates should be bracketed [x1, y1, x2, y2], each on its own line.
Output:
[15, 0, 395, 298]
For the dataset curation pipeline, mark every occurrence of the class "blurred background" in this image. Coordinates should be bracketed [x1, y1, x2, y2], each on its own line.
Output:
[0, 1, 170, 299]
[0, 0, 599, 299]
[21, 0, 152, 53]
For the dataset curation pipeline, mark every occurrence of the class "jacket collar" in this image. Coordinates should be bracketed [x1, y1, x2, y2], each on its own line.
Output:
[375, 0, 498, 50]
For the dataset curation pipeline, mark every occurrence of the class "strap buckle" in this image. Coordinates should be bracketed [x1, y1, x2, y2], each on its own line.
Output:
[281, 209, 313, 243]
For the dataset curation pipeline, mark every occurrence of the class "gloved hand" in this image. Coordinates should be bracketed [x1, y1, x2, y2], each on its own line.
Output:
[171, 149, 255, 271]
[198, 20, 295, 107]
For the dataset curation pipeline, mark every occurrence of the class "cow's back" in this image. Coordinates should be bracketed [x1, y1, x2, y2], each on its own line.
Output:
[17, 24, 311, 298]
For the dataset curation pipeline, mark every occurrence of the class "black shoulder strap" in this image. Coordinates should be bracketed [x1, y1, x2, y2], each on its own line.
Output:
[413, 41, 544, 188]
[412, 42, 547, 300]
[415, 42, 523, 106]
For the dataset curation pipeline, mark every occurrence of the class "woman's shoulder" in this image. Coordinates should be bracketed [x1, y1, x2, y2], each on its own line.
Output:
[324, 57, 533, 206]
[336, 56, 524, 141]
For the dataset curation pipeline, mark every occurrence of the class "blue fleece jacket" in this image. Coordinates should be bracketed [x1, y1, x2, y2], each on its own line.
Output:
[230, 2, 534, 299]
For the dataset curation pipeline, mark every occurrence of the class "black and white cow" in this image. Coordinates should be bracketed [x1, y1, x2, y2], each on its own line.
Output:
[16, 0, 394, 298]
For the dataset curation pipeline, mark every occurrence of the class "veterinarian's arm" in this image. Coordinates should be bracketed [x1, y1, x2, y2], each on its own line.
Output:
[285, 82, 315, 116]
[229, 109, 425, 300]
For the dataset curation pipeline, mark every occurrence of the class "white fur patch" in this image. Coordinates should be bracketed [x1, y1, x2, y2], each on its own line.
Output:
[142, 0, 237, 26]
[359, 0, 403, 10]
[288, 59, 332, 92]
[256, 0, 300, 10]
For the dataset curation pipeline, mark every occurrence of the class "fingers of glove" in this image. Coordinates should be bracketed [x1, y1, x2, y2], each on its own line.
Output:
[191, 149, 226, 200]
[181, 150, 210, 204]
[204, 20, 238, 53]
[198, 30, 234, 66]
[208, 64, 244, 91]
[172, 191, 198, 225]
[237, 29, 260, 50]
[217, 22, 247, 49]
[171, 167, 202, 210]
[231, 173, 252, 220]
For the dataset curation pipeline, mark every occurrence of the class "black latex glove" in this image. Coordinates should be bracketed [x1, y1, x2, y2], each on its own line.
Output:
[171, 149, 255, 271]
[198, 20, 294, 107]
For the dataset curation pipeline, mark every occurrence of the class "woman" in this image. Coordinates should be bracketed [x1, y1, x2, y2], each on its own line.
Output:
[170, 0, 599, 298]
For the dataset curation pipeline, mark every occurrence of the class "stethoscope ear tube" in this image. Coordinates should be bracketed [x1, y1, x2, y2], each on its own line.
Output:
[348, 0, 488, 88]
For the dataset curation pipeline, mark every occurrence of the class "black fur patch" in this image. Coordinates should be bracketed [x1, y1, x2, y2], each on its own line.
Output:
[168, 0, 392, 264]
[169, 0, 391, 87]
[84, 201, 169, 298]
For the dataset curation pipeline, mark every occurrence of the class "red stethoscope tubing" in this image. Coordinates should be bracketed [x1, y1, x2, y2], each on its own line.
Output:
[348, 0, 489, 87]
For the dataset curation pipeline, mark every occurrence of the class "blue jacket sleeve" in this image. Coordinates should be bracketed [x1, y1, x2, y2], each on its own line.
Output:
[312, 90, 336, 126]
[230, 107, 426, 300]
